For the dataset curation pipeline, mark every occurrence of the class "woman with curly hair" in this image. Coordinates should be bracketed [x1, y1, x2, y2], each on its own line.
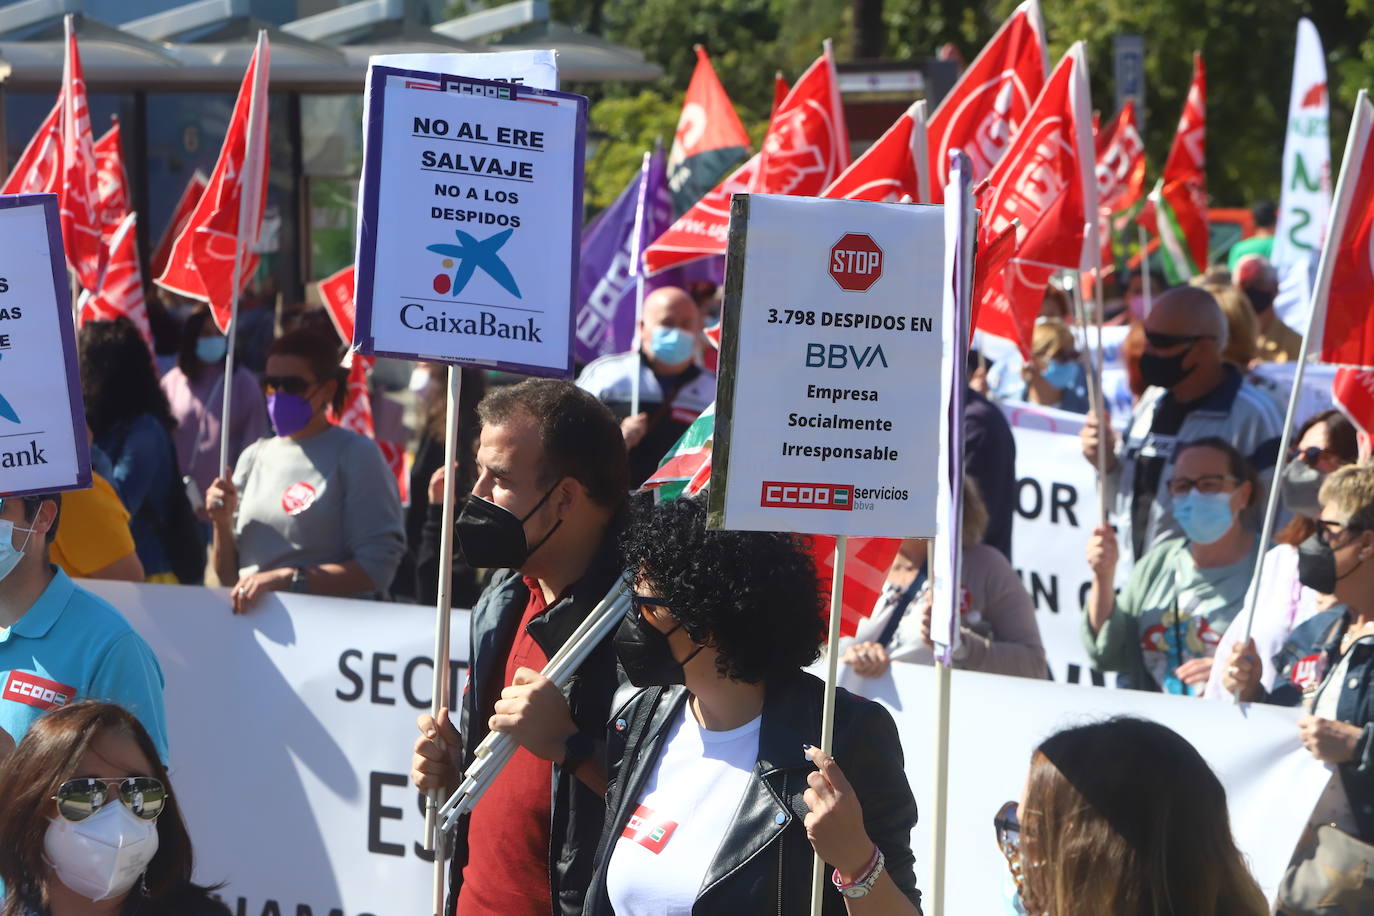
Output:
[0, 701, 228, 915]
[995, 717, 1267, 916]
[79, 318, 179, 582]
[582, 496, 922, 914]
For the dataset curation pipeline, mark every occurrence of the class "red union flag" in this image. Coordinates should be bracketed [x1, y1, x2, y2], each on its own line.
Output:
[150, 170, 209, 281]
[644, 153, 758, 275]
[318, 264, 356, 345]
[58, 17, 104, 292]
[94, 118, 132, 246]
[811, 536, 903, 638]
[822, 100, 930, 203]
[1334, 369, 1374, 458]
[1096, 99, 1146, 216]
[157, 33, 270, 332]
[926, 0, 1048, 203]
[1310, 89, 1374, 368]
[1150, 53, 1208, 283]
[666, 45, 751, 215]
[975, 43, 1098, 355]
[753, 44, 850, 196]
[2, 102, 62, 195]
[78, 213, 152, 353]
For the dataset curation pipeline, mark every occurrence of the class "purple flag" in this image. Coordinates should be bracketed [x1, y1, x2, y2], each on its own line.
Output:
[574, 145, 680, 364]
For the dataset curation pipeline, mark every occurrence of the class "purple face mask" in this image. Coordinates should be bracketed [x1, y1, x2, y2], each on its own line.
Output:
[267, 392, 315, 437]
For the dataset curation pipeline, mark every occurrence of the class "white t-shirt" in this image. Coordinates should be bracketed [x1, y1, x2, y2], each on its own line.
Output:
[605, 705, 762, 914]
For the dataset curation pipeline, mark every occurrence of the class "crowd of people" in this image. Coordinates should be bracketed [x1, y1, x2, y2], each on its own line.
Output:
[1, 207, 1370, 913]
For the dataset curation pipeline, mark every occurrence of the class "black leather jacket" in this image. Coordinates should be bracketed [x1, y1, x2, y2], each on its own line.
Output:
[445, 518, 624, 916]
[583, 670, 922, 915]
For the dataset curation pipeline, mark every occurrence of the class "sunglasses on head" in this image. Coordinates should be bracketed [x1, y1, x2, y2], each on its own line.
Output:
[1144, 330, 1212, 350]
[260, 375, 314, 396]
[53, 776, 168, 822]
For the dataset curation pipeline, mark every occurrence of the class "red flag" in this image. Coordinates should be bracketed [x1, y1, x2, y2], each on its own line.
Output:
[810, 536, 903, 638]
[1150, 54, 1208, 282]
[753, 45, 850, 196]
[58, 18, 104, 292]
[666, 46, 751, 214]
[926, 0, 1048, 202]
[318, 264, 356, 345]
[78, 212, 152, 352]
[157, 33, 270, 332]
[645, 47, 847, 274]
[975, 43, 1098, 355]
[772, 73, 789, 121]
[94, 118, 131, 247]
[1, 102, 62, 195]
[1311, 90, 1374, 368]
[1095, 99, 1146, 265]
[970, 219, 1018, 334]
[149, 170, 209, 281]
[822, 100, 930, 203]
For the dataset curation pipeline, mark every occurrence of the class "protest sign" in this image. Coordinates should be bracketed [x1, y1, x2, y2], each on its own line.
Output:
[92, 582, 1322, 915]
[709, 193, 945, 537]
[367, 50, 558, 91]
[353, 67, 587, 378]
[0, 194, 91, 496]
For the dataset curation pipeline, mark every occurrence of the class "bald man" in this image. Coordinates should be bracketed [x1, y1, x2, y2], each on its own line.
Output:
[576, 286, 716, 486]
[1081, 286, 1283, 564]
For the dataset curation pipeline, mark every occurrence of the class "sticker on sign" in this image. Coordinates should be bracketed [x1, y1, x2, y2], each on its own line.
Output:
[829, 233, 884, 291]
[760, 481, 854, 510]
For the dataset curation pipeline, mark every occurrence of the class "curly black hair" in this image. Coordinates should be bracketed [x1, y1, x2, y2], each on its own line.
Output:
[621, 495, 826, 684]
[79, 317, 175, 438]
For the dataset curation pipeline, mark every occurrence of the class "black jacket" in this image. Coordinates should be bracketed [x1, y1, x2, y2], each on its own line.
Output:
[446, 518, 625, 916]
[582, 671, 922, 915]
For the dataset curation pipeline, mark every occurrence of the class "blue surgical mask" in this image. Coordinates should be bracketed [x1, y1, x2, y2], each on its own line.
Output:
[1040, 359, 1080, 390]
[0, 518, 36, 582]
[195, 335, 228, 363]
[649, 327, 695, 365]
[1171, 490, 1236, 545]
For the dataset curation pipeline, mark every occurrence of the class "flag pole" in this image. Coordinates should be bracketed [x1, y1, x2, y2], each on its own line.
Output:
[219, 32, 267, 476]
[1089, 234, 1111, 527]
[1236, 89, 1370, 664]
[426, 364, 463, 913]
[809, 535, 848, 916]
[628, 150, 652, 418]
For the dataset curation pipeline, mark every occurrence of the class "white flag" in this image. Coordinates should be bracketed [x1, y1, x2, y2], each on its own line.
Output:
[1273, 18, 1332, 271]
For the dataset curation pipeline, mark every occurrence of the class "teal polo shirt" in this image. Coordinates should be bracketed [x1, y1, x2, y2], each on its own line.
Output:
[0, 568, 167, 760]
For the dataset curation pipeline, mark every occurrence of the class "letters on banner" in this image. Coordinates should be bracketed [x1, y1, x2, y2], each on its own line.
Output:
[95, 582, 1323, 915]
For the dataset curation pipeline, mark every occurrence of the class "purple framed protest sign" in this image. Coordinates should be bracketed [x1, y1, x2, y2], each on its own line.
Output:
[353, 66, 587, 378]
[0, 194, 92, 498]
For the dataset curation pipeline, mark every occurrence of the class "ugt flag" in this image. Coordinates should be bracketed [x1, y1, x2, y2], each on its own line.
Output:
[94, 117, 132, 247]
[58, 16, 104, 292]
[575, 145, 677, 363]
[823, 100, 930, 203]
[78, 213, 153, 353]
[926, 0, 1048, 202]
[975, 43, 1098, 355]
[1149, 53, 1208, 284]
[1095, 100, 1146, 266]
[318, 264, 356, 345]
[2, 102, 61, 195]
[1273, 18, 1332, 270]
[666, 46, 751, 215]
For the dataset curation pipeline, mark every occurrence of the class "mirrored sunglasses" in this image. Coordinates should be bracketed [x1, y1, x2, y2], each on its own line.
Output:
[53, 776, 167, 822]
[993, 800, 1025, 893]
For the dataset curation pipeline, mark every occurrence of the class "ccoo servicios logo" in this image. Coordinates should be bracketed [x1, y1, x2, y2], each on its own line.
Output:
[760, 481, 853, 511]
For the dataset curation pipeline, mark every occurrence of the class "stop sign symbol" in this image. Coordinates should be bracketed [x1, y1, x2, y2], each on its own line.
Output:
[829, 233, 883, 292]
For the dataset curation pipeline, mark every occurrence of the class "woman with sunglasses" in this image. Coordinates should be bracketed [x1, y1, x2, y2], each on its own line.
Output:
[1204, 409, 1357, 700]
[0, 701, 228, 915]
[205, 328, 405, 614]
[583, 496, 921, 914]
[993, 717, 1267, 916]
[1082, 437, 1258, 694]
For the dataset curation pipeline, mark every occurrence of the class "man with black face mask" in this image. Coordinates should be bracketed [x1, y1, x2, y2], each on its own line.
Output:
[1236, 254, 1302, 363]
[410, 379, 629, 916]
[1081, 285, 1283, 566]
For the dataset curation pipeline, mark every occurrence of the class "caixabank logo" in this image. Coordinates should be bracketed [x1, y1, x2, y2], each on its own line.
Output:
[426, 228, 522, 298]
[760, 481, 853, 511]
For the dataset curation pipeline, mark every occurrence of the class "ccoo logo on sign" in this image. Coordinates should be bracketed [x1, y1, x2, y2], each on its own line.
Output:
[829, 233, 883, 292]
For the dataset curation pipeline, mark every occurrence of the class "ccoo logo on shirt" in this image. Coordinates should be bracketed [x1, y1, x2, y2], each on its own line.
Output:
[3, 671, 75, 710]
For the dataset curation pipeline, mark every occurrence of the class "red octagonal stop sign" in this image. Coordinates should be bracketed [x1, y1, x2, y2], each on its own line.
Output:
[829, 233, 884, 292]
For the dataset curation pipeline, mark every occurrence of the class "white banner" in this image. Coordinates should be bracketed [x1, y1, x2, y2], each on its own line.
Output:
[88, 583, 1323, 914]
[1273, 18, 1332, 276]
[711, 193, 946, 537]
[0, 194, 91, 496]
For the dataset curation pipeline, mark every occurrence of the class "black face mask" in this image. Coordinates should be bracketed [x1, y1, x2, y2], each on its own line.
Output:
[1138, 346, 1195, 390]
[1297, 532, 1366, 595]
[613, 604, 705, 688]
[454, 483, 562, 571]
[1281, 461, 1326, 519]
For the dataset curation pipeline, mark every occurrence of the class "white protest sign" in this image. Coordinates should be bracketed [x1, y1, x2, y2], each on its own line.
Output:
[367, 51, 558, 91]
[354, 68, 586, 377]
[91, 581, 1319, 915]
[0, 195, 91, 496]
[709, 193, 944, 536]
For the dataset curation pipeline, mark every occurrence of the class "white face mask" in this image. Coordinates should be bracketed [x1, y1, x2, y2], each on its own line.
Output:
[44, 801, 160, 901]
[0, 517, 36, 583]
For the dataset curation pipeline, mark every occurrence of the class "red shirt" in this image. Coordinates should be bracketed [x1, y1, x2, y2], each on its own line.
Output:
[458, 579, 554, 916]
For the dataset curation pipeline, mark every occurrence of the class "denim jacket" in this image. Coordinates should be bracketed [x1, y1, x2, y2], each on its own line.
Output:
[1259, 607, 1374, 840]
